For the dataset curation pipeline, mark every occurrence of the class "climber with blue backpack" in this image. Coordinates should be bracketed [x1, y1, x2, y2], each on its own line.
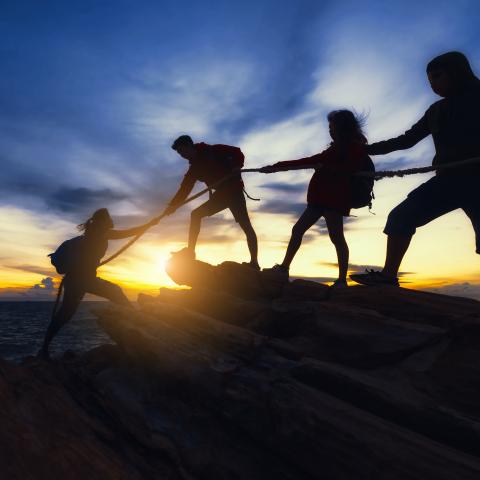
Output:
[38, 208, 158, 359]
[261, 110, 374, 287]
[164, 135, 260, 270]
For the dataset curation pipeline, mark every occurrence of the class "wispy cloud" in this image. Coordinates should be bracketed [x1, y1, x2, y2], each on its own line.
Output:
[424, 282, 480, 301]
[0, 277, 56, 301]
[1, 0, 480, 297]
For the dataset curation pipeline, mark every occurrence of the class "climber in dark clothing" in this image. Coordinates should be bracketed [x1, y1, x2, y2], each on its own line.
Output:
[164, 135, 259, 269]
[351, 51, 480, 287]
[38, 208, 158, 358]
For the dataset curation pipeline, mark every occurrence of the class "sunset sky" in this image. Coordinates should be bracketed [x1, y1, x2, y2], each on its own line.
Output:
[1, 0, 479, 301]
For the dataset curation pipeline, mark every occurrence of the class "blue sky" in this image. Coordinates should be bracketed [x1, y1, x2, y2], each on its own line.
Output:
[1, 0, 480, 299]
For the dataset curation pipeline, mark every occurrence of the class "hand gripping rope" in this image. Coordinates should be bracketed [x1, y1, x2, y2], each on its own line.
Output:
[101, 155, 480, 266]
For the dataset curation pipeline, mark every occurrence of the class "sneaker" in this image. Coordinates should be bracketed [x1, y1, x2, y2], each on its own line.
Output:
[349, 269, 399, 287]
[331, 279, 348, 288]
[242, 261, 261, 271]
[263, 264, 289, 275]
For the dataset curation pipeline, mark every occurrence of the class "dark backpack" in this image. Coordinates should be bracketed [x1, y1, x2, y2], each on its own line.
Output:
[350, 155, 375, 209]
[210, 144, 245, 170]
[48, 236, 85, 274]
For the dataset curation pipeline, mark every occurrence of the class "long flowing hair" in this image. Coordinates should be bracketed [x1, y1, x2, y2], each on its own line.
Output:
[77, 208, 113, 236]
[327, 110, 367, 145]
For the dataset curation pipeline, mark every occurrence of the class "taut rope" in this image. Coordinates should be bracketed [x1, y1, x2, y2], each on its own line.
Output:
[101, 155, 480, 266]
[50, 155, 480, 318]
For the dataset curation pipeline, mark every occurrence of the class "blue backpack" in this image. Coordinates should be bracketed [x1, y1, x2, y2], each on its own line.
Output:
[48, 236, 85, 274]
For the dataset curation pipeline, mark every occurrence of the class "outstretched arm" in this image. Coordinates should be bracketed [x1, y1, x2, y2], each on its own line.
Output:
[163, 167, 197, 214]
[107, 218, 158, 240]
[367, 113, 430, 155]
[260, 149, 332, 172]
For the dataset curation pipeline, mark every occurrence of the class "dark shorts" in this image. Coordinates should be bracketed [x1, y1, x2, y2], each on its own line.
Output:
[307, 204, 345, 216]
[384, 175, 480, 253]
[195, 188, 250, 225]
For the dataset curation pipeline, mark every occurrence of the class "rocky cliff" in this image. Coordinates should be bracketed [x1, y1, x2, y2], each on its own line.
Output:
[2, 257, 480, 479]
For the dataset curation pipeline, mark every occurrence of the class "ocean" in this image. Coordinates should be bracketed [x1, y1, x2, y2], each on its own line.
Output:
[0, 301, 114, 363]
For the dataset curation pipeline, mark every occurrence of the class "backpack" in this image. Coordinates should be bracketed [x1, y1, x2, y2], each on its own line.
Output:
[48, 236, 85, 274]
[210, 144, 244, 170]
[350, 155, 375, 209]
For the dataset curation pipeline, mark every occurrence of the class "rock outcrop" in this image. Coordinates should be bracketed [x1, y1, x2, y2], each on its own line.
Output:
[2, 259, 480, 479]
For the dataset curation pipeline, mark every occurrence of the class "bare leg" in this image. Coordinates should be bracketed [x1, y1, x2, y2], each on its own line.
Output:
[238, 219, 259, 266]
[39, 284, 83, 356]
[282, 208, 322, 268]
[324, 211, 349, 281]
[382, 234, 412, 278]
[87, 277, 132, 308]
[188, 208, 204, 253]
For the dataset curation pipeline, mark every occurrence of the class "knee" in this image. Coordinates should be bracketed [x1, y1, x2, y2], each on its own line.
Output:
[329, 232, 346, 246]
[292, 223, 306, 238]
[191, 208, 204, 223]
[241, 221, 256, 236]
[111, 285, 129, 305]
[385, 204, 415, 236]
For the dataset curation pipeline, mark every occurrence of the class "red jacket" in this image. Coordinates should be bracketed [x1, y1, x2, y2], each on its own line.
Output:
[169, 143, 244, 207]
[273, 141, 367, 215]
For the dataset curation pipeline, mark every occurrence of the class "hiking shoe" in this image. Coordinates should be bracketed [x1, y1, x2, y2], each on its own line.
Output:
[350, 269, 399, 287]
[331, 279, 348, 288]
[263, 264, 289, 275]
[171, 247, 196, 259]
[242, 261, 261, 271]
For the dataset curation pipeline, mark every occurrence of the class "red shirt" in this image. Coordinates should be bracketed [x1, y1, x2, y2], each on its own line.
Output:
[273, 141, 367, 215]
[169, 143, 244, 207]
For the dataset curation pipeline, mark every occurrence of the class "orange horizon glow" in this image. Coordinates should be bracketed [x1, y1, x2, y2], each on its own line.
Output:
[1, 188, 479, 302]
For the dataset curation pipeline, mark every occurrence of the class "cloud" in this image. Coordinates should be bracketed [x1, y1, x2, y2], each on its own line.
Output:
[7, 264, 55, 277]
[2, 0, 480, 295]
[374, 157, 414, 173]
[121, 59, 261, 149]
[259, 200, 307, 217]
[259, 182, 307, 194]
[31, 277, 55, 291]
[47, 187, 129, 213]
[424, 282, 480, 302]
[0, 277, 57, 301]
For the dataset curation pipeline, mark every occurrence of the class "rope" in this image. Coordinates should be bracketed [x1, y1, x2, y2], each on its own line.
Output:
[245, 156, 480, 179]
[99, 155, 480, 267]
[99, 170, 242, 266]
[50, 277, 64, 322]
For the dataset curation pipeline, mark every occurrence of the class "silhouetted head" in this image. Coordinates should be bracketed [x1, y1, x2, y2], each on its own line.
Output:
[327, 110, 367, 145]
[78, 208, 113, 236]
[426, 51, 479, 97]
[172, 135, 197, 161]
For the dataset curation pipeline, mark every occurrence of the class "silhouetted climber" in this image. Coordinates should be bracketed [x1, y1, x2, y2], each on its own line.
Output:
[38, 208, 158, 358]
[261, 110, 369, 287]
[351, 51, 480, 287]
[164, 135, 259, 269]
